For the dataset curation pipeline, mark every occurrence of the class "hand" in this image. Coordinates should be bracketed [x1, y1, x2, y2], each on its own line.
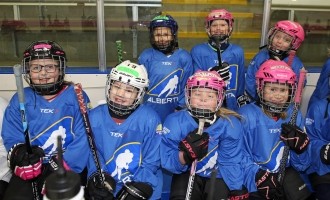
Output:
[237, 94, 251, 108]
[179, 129, 209, 165]
[229, 187, 249, 200]
[255, 169, 282, 199]
[209, 63, 230, 82]
[320, 143, 330, 165]
[280, 123, 309, 154]
[116, 181, 153, 200]
[87, 172, 116, 200]
[8, 143, 44, 180]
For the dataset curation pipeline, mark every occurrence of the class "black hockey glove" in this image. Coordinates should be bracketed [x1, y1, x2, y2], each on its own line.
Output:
[179, 129, 209, 165]
[255, 169, 282, 199]
[228, 187, 249, 200]
[87, 172, 116, 200]
[237, 94, 251, 108]
[280, 123, 309, 154]
[209, 63, 230, 82]
[320, 143, 330, 165]
[7, 143, 44, 180]
[116, 181, 153, 200]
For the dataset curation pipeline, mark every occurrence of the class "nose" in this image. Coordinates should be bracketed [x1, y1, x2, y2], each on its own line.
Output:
[116, 88, 126, 97]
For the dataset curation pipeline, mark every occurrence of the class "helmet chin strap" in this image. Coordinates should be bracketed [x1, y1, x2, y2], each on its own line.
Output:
[188, 108, 217, 127]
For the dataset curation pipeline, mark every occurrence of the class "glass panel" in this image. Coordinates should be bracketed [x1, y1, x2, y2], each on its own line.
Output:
[1, 1, 265, 68]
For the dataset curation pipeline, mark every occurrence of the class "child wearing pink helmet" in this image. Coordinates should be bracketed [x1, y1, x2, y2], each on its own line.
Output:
[161, 71, 249, 200]
[245, 20, 306, 102]
[239, 60, 312, 200]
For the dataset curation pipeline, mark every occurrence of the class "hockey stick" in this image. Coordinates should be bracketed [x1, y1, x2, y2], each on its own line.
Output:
[185, 118, 206, 200]
[13, 64, 40, 200]
[116, 40, 123, 63]
[277, 68, 307, 184]
[74, 83, 105, 185]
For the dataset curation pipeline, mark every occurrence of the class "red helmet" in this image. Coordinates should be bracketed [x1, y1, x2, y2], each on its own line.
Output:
[205, 9, 234, 29]
[268, 20, 305, 51]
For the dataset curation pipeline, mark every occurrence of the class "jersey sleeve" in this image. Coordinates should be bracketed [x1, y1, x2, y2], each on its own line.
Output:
[160, 112, 190, 173]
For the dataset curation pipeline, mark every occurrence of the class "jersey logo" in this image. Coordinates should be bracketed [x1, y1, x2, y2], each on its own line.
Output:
[258, 142, 287, 172]
[147, 70, 183, 97]
[111, 149, 134, 180]
[107, 143, 141, 182]
[31, 117, 74, 160]
[226, 64, 238, 91]
[196, 151, 218, 175]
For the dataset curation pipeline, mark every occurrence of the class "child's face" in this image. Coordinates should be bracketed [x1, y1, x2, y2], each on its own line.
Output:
[108, 81, 138, 106]
[190, 87, 218, 112]
[153, 27, 173, 46]
[263, 82, 289, 105]
[271, 31, 293, 51]
[209, 19, 230, 36]
[29, 59, 60, 85]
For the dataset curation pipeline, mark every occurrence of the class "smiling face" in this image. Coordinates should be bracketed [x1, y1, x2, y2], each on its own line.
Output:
[189, 87, 218, 112]
[208, 19, 230, 37]
[262, 82, 290, 106]
[108, 81, 139, 107]
[29, 59, 60, 85]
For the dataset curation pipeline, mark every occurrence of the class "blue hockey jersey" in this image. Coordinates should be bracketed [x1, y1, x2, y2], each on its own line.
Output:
[1, 85, 90, 173]
[161, 110, 245, 191]
[308, 58, 330, 107]
[238, 103, 311, 192]
[305, 98, 330, 176]
[86, 104, 162, 199]
[191, 43, 245, 111]
[138, 48, 194, 122]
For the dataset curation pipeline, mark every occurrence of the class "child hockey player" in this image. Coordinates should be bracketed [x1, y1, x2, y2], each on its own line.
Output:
[191, 9, 246, 110]
[1, 40, 90, 199]
[245, 20, 305, 102]
[305, 57, 330, 200]
[239, 60, 311, 200]
[138, 14, 194, 122]
[161, 70, 249, 200]
[85, 60, 162, 200]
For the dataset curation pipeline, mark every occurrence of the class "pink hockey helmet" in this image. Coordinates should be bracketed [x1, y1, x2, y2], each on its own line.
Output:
[205, 9, 234, 29]
[256, 60, 297, 113]
[185, 70, 226, 118]
[268, 20, 305, 51]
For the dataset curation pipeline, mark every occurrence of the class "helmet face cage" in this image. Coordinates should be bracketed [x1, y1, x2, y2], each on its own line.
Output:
[267, 20, 305, 55]
[106, 60, 149, 116]
[205, 9, 234, 40]
[185, 71, 226, 118]
[149, 15, 178, 54]
[22, 40, 67, 95]
[256, 60, 297, 113]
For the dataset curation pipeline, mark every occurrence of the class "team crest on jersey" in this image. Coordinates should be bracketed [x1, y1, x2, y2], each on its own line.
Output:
[196, 150, 218, 176]
[226, 64, 238, 91]
[147, 69, 183, 97]
[107, 143, 141, 183]
[32, 117, 74, 160]
[257, 142, 286, 172]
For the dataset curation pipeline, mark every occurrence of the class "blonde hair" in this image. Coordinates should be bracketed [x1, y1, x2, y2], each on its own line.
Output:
[216, 107, 242, 122]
